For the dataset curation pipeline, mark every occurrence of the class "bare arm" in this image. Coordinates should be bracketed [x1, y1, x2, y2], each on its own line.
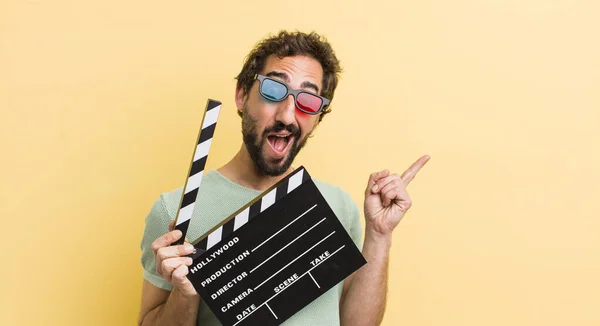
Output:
[139, 281, 200, 326]
[340, 232, 391, 326]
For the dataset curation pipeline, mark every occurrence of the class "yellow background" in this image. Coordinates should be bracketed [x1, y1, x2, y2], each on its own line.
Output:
[1, 0, 599, 325]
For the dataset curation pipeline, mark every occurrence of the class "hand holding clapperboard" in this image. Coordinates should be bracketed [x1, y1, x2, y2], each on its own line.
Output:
[169, 99, 366, 326]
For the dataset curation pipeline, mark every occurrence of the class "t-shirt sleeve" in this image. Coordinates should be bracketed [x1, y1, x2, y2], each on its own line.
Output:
[342, 191, 364, 250]
[140, 194, 174, 291]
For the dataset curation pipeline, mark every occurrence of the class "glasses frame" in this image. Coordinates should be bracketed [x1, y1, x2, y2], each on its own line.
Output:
[254, 74, 330, 115]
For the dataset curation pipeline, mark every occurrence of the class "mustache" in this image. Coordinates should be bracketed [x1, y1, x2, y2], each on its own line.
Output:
[263, 121, 300, 138]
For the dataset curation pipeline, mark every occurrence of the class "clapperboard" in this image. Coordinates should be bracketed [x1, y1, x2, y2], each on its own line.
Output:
[173, 99, 366, 326]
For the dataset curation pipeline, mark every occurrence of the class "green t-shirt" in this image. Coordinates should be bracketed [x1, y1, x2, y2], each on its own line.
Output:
[140, 170, 363, 326]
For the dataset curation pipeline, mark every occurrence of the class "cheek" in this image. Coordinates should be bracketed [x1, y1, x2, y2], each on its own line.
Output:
[247, 99, 274, 125]
[295, 109, 312, 119]
[295, 112, 318, 134]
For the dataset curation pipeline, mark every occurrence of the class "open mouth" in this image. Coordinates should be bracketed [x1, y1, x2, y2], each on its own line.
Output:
[266, 134, 294, 158]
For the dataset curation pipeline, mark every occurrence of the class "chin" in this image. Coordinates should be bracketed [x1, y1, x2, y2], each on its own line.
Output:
[257, 154, 293, 176]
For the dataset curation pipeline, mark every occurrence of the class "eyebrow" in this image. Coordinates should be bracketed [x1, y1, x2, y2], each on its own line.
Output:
[265, 71, 320, 94]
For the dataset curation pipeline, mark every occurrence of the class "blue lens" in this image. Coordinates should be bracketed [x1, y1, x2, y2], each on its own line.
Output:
[261, 79, 287, 100]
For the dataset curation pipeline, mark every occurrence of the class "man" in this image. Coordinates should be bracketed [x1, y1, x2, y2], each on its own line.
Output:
[138, 30, 429, 326]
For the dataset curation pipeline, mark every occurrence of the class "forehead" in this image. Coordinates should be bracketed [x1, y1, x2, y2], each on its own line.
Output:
[261, 55, 324, 89]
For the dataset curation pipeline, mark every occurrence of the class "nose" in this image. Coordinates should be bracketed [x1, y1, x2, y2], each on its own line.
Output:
[274, 94, 297, 126]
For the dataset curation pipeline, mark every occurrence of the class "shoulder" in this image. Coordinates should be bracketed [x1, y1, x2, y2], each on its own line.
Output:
[312, 177, 363, 247]
[158, 185, 188, 219]
[312, 178, 354, 207]
[157, 187, 183, 218]
[312, 178, 360, 226]
[141, 187, 182, 239]
[153, 170, 228, 219]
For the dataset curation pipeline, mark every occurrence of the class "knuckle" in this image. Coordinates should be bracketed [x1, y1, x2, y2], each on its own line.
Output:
[151, 240, 161, 253]
[173, 266, 188, 280]
[175, 245, 184, 255]
[173, 268, 181, 279]
[156, 248, 171, 262]
[160, 261, 170, 274]
[156, 247, 166, 259]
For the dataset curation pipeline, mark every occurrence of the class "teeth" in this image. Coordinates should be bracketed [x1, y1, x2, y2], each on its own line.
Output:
[275, 135, 288, 138]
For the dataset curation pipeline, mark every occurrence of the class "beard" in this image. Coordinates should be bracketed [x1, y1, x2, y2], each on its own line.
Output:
[241, 104, 309, 176]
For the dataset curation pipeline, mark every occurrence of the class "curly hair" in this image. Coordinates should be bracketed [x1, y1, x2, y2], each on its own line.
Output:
[235, 30, 342, 122]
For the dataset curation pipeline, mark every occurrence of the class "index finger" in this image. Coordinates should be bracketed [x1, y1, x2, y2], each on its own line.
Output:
[400, 155, 430, 185]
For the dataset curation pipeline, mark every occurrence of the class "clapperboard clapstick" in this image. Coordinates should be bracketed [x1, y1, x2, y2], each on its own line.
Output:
[192, 167, 310, 252]
[187, 166, 367, 326]
[172, 99, 221, 245]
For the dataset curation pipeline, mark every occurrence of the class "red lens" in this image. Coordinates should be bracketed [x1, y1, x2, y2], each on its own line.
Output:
[296, 93, 322, 113]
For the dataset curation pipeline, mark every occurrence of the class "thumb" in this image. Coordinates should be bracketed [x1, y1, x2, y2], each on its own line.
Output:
[169, 220, 191, 244]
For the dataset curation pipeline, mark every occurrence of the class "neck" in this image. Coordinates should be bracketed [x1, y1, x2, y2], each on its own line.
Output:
[217, 144, 293, 191]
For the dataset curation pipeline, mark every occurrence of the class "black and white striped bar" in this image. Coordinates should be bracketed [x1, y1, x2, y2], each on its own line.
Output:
[173, 99, 221, 245]
[193, 167, 310, 252]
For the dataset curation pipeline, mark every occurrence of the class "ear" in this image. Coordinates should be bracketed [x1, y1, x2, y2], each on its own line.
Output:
[235, 86, 248, 115]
